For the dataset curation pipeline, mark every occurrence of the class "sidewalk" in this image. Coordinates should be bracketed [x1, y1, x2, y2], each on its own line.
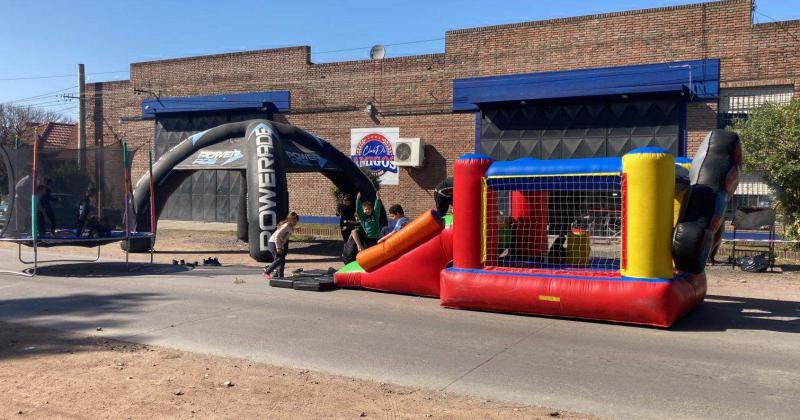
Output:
[157, 220, 237, 232]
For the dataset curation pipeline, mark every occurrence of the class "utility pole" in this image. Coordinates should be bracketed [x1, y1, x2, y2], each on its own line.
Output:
[77, 63, 87, 168]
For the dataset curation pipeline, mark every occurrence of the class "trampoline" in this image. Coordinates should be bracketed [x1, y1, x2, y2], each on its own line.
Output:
[0, 140, 154, 276]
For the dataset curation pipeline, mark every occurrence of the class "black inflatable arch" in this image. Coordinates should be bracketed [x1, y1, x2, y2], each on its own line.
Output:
[125, 120, 376, 262]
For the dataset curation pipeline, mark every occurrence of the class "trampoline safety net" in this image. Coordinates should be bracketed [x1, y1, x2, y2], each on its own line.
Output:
[484, 175, 623, 273]
[0, 142, 141, 246]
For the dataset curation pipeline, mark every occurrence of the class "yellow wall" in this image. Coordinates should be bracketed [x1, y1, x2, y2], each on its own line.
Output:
[622, 151, 675, 279]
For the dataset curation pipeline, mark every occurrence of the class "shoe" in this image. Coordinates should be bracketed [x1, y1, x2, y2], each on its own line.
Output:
[263, 271, 271, 280]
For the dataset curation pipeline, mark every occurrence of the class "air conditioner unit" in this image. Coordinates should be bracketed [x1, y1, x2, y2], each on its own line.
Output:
[395, 138, 425, 167]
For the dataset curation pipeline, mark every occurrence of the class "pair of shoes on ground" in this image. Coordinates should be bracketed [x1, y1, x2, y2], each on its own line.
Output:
[172, 259, 198, 267]
[203, 257, 221, 266]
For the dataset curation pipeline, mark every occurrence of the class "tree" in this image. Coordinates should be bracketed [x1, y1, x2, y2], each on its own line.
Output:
[0, 103, 73, 147]
[733, 98, 800, 239]
[0, 104, 73, 201]
[330, 166, 382, 205]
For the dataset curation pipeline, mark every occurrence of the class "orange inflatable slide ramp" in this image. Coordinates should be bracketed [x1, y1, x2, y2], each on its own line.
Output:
[356, 209, 444, 271]
[335, 210, 453, 297]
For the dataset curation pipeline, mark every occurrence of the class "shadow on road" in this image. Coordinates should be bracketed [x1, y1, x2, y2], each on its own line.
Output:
[30, 262, 192, 278]
[674, 294, 800, 333]
[155, 249, 248, 255]
[291, 240, 341, 255]
[0, 293, 163, 360]
[0, 320, 147, 361]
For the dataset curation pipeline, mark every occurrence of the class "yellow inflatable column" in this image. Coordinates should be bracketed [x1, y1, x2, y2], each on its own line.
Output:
[622, 148, 675, 279]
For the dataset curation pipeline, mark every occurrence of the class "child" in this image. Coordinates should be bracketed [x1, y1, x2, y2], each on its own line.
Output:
[352, 191, 383, 252]
[379, 204, 409, 239]
[263, 212, 299, 279]
[388, 204, 409, 232]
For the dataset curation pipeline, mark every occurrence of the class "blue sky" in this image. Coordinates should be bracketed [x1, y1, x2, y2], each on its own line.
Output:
[1, 0, 797, 118]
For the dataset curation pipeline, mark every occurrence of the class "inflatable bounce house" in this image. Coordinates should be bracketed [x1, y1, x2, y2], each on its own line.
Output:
[336, 130, 741, 327]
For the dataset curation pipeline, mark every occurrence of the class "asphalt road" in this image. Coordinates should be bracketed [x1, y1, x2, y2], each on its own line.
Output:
[0, 251, 798, 420]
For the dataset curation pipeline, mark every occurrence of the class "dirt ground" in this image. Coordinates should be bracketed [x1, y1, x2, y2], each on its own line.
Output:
[0, 322, 597, 420]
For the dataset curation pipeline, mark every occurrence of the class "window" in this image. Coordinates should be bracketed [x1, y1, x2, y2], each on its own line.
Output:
[718, 85, 794, 128]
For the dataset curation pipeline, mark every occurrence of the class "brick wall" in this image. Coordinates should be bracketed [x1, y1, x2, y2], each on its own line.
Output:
[687, 101, 719, 153]
[86, 0, 799, 219]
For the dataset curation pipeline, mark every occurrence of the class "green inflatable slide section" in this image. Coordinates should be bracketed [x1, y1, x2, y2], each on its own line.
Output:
[337, 260, 365, 274]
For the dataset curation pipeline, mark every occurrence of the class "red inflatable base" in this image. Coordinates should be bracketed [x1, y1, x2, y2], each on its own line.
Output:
[440, 268, 706, 327]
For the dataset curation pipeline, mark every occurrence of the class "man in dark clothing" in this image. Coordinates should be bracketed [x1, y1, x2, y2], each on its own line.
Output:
[336, 194, 357, 242]
[76, 187, 110, 238]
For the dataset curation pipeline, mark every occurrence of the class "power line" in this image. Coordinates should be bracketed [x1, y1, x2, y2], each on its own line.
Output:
[16, 99, 71, 107]
[311, 37, 445, 56]
[1, 86, 77, 105]
[753, 9, 799, 42]
[0, 70, 128, 82]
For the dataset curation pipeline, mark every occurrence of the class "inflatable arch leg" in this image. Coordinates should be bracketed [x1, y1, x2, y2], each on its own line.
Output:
[237, 170, 248, 242]
[245, 122, 289, 262]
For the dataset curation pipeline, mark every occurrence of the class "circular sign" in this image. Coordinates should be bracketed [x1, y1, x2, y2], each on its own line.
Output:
[352, 133, 396, 177]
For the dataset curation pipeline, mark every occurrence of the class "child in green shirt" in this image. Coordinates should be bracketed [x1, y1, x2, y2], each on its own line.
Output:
[352, 191, 383, 251]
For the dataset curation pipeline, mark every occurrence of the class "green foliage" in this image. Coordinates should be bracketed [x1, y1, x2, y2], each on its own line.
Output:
[733, 98, 800, 239]
[330, 166, 382, 205]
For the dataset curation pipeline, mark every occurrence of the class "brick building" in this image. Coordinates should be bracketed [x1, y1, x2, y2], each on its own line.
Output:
[86, 0, 799, 222]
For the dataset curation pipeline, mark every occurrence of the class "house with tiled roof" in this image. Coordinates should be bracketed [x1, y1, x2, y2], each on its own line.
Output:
[21, 122, 78, 149]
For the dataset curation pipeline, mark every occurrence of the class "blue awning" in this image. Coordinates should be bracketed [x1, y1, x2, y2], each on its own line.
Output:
[453, 59, 719, 111]
[141, 91, 290, 119]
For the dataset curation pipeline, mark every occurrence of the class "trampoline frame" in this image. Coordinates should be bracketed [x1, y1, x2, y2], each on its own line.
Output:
[0, 228, 155, 277]
[0, 139, 156, 277]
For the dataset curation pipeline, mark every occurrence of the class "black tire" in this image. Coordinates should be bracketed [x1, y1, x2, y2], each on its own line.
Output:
[672, 220, 712, 274]
[434, 177, 454, 216]
[689, 129, 742, 193]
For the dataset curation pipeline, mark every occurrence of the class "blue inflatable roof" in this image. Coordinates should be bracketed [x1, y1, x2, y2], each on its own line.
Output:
[486, 157, 622, 177]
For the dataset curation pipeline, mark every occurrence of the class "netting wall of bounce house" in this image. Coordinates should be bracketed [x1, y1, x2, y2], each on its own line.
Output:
[0, 143, 140, 245]
[485, 174, 622, 275]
